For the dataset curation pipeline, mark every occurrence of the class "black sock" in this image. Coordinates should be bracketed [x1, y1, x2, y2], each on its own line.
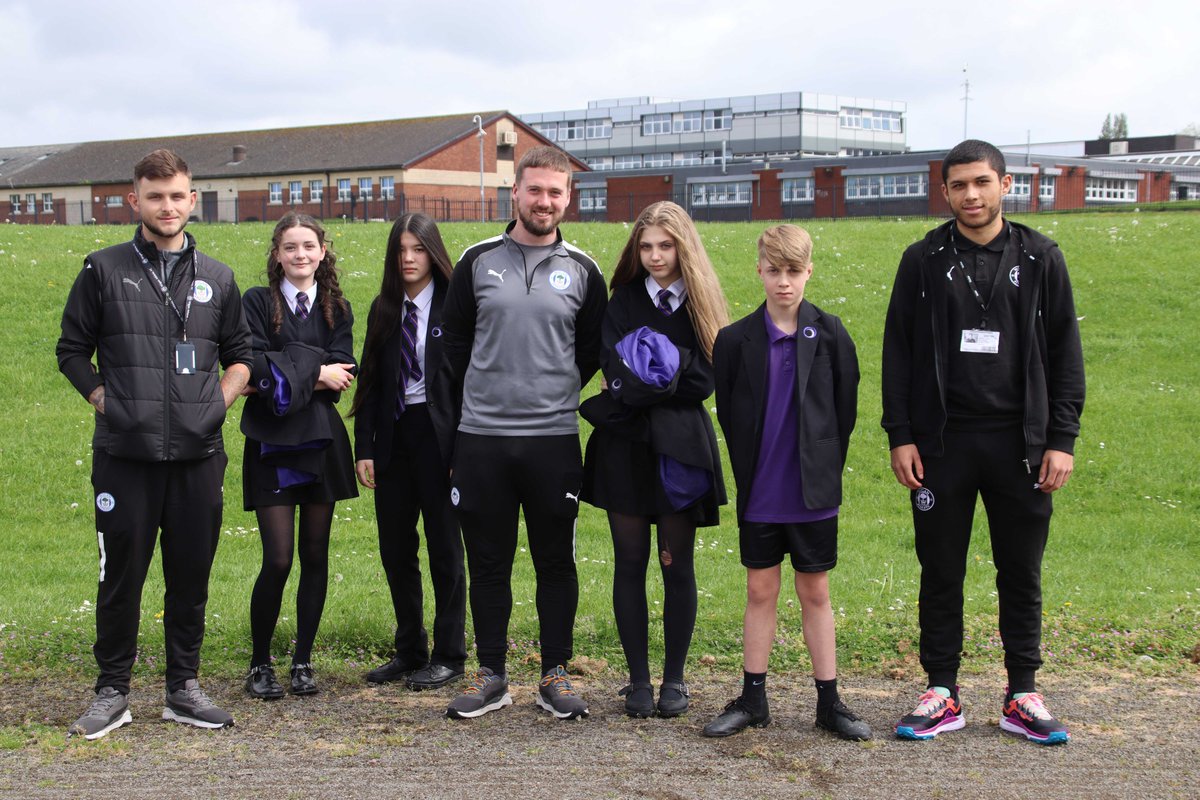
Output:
[815, 677, 839, 711]
[743, 671, 767, 706]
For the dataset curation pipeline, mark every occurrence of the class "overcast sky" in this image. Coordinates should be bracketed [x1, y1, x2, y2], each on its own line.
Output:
[3, 0, 1195, 151]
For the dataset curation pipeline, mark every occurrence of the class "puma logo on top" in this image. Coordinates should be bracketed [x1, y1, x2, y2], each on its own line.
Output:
[488, 268, 506, 283]
[122, 277, 143, 292]
[564, 491, 579, 503]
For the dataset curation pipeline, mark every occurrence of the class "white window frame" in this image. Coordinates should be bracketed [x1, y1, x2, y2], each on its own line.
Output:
[781, 178, 814, 202]
[309, 180, 323, 202]
[691, 181, 751, 206]
[642, 113, 671, 136]
[1008, 174, 1032, 197]
[380, 176, 395, 200]
[9, 194, 20, 214]
[846, 174, 926, 199]
[26, 193, 35, 213]
[1039, 176, 1056, 200]
[673, 151, 702, 166]
[1085, 177, 1137, 202]
[615, 154, 642, 170]
[703, 109, 732, 131]
[643, 153, 671, 168]
[358, 177, 372, 201]
[585, 118, 612, 139]
[533, 122, 557, 142]
[578, 187, 607, 212]
[673, 111, 702, 134]
[559, 120, 584, 141]
[337, 179, 351, 202]
[42, 193, 53, 212]
[289, 181, 303, 204]
[105, 195, 123, 207]
[585, 157, 613, 171]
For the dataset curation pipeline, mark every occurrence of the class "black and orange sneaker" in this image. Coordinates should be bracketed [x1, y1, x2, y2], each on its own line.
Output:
[895, 687, 965, 740]
[1000, 689, 1070, 745]
[445, 668, 512, 719]
[536, 665, 589, 719]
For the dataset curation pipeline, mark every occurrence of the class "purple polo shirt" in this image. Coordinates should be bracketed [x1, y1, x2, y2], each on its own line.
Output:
[743, 309, 839, 523]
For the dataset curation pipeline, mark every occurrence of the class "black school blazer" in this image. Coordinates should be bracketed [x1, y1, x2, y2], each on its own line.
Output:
[712, 300, 859, 522]
[354, 282, 457, 473]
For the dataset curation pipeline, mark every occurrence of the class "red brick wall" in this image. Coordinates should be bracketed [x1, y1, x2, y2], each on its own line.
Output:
[606, 175, 673, 222]
[1140, 170, 1172, 202]
[753, 169, 782, 221]
[926, 160, 950, 217]
[92, 183, 136, 224]
[1055, 166, 1086, 210]
[813, 166, 844, 218]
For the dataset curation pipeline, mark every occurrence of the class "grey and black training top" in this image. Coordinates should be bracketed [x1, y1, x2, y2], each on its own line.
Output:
[439, 220, 607, 437]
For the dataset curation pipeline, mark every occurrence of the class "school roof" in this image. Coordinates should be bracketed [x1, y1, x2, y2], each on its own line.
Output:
[0, 111, 567, 188]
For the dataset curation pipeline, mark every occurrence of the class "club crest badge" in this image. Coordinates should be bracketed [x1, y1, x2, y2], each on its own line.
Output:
[450, 487, 460, 506]
[96, 492, 116, 513]
[1009, 265, 1020, 287]
[193, 280, 213, 303]
[548, 270, 571, 291]
[914, 488, 935, 512]
[802, 326, 817, 340]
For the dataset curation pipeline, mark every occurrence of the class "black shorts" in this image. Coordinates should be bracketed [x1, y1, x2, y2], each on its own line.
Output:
[739, 517, 837, 572]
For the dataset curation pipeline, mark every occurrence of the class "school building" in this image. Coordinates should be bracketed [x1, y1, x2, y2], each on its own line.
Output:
[0, 111, 576, 226]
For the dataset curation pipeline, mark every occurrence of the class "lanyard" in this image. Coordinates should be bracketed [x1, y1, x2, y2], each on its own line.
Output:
[131, 241, 195, 341]
[948, 223, 1010, 329]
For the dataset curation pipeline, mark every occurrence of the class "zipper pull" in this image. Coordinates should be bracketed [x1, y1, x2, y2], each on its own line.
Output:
[1022, 458, 1031, 474]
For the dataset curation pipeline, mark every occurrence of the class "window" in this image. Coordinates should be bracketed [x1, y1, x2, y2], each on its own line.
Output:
[691, 181, 751, 206]
[41, 193, 52, 212]
[9, 194, 20, 214]
[703, 109, 732, 131]
[26, 194, 35, 213]
[1039, 176, 1056, 200]
[642, 113, 671, 136]
[358, 178, 372, 201]
[643, 153, 671, 168]
[615, 154, 642, 170]
[782, 178, 814, 202]
[1085, 177, 1137, 202]
[380, 176, 395, 201]
[267, 182, 282, 204]
[289, 181, 303, 204]
[559, 120, 584, 141]
[532, 122, 557, 142]
[585, 118, 612, 139]
[578, 187, 607, 211]
[673, 111, 702, 133]
[846, 174, 926, 199]
[337, 179, 351, 201]
[105, 195, 123, 207]
[840, 108, 903, 132]
[1009, 174, 1032, 197]
[309, 180, 323, 202]
[585, 157, 613, 171]
[673, 151, 702, 166]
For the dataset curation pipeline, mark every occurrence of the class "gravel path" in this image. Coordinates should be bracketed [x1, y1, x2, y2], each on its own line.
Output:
[1, 667, 1196, 799]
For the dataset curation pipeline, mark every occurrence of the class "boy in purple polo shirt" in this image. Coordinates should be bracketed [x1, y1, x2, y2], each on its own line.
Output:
[704, 225, 869, 740]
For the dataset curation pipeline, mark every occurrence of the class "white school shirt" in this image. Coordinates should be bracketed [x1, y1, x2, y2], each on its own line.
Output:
[644, 274, 688, 313]
[402, 281, 434, 405]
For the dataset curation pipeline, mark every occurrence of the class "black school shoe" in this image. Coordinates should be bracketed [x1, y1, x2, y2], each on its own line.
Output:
[656, 681, 690, 718]
[815, 699, 872, 740]
[290, 663, 319, 695]
[364, 656, 420, 684]
[702, 696, 771, 738]
[245, 665, 285, 700]
[406, 663, 464, 691]
[618, 682, 655, 718]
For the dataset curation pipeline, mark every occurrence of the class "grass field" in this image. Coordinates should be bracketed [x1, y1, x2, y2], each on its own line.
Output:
[0, 211, 1196, 686]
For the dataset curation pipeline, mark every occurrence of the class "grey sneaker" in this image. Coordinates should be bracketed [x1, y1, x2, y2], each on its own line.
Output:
[445, 667, 513, 719]
[163, 679, 234, 729]
[68, 687, 132, 740]
[536, 665, 589, 720]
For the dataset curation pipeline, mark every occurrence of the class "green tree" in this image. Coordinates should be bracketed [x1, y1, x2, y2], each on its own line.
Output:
[1114, 113, 1129, 139]
[1101, 113, 1113, 139]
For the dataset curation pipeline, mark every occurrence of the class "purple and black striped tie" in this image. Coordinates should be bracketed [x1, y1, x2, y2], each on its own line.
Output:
[396, 300, 422, 416]
[295, 292, 310, 320]
[656, 288, 674, 316]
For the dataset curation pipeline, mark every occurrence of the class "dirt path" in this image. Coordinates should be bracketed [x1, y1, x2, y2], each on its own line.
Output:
[1, 667, 1196, 799]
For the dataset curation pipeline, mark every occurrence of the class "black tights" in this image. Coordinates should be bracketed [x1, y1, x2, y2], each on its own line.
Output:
[609, 511, 697, 685]
[249, 503, 333, 667]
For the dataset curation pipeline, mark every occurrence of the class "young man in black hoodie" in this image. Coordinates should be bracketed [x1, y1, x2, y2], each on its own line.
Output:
[882, 140, 1084, 745]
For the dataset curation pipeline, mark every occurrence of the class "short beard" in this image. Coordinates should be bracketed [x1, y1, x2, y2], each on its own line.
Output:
[142, 217, 188, 244]
[517, 207, 561, 238]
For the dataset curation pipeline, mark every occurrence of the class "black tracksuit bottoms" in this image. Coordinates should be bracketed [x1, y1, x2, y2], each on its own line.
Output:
[911, 426, 1052, 694]
[449, 432, 583, 676]
[90, 450, 226, 694]
[373, 403, 467, 670]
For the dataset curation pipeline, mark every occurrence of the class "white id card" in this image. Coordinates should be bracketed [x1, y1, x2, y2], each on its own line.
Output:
[960, 329, 999, 354]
